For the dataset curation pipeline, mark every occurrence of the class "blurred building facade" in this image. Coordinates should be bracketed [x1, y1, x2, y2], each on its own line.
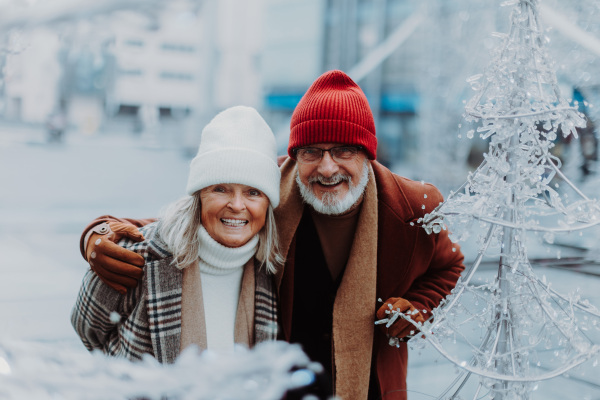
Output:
[1, 0, 424, 165]
[0, 0, 265, 143]
[261, 0, 423, 165]
[105, 14, 205, 123]
[0, 0, 597, 176]
[96, 0, 265, 142]
[2, 28, 62, 124]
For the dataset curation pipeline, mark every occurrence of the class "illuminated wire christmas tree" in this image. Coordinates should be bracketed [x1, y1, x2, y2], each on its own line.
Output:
[395, 0, 600, 398]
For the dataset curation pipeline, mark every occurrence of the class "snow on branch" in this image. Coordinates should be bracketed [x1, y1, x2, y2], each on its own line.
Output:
[0, 340, 315, 400]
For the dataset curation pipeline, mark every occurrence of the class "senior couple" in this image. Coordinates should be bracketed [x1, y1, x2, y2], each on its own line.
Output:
[71, 70, 465, 400]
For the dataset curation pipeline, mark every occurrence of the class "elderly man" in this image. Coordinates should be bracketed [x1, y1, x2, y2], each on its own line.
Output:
[78, 70, 464, 400]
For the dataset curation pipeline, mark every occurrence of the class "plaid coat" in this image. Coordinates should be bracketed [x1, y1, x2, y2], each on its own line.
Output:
[71, 222, 279, 363]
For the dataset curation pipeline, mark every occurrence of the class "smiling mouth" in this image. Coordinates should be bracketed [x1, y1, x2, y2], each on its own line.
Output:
[312, 175, 347, 189]
[316, 181, 343, 189]
[221, 218, 248, 227]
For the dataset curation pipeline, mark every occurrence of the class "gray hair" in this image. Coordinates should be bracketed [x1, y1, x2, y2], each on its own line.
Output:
[157, 193, 282, 274]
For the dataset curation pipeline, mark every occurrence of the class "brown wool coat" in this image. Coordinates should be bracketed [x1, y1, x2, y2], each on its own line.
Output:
[275, 158, 465, 400]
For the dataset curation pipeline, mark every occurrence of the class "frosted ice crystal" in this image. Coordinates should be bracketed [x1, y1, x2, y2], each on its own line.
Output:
[410, 1, 600, 398]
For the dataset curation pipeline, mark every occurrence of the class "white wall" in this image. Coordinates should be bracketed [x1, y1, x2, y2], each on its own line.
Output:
[261, 0, 326, 88]
[4, 29, 62, 123]
[108, 10, 205, 111]
[212, 0, 265, 109]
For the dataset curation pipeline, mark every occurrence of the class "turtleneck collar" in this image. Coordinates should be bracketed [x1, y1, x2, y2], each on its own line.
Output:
[197, 225, 259, 275]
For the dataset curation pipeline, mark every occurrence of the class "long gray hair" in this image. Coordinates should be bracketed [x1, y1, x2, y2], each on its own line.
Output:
[157, 193, 282, 274]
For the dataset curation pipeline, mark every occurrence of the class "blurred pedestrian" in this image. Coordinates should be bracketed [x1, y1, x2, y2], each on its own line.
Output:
[45, 109, 67, 143]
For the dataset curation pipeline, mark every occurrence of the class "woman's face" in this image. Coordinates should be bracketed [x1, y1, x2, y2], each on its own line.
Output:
[200, 183, 270, 248]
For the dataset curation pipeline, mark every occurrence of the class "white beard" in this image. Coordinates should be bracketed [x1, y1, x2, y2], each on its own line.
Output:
[295, 160, 369, 215]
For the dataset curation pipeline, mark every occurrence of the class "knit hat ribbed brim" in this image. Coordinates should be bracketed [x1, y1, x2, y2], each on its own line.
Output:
[288, 70, 377, 159]
[186, 106, 281, 208]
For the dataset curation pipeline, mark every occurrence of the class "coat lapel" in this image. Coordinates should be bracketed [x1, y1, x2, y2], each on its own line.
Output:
[145, 258, 183, 364]
[144, 227, 183, 364]
[274, 158, 305, 340]
[372, 160, 415, 221]
[371, 161, 421, 298]
[274, 157, 305, 278]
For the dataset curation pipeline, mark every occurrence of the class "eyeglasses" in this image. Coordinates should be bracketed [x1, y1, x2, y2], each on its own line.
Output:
[294, 146, 363, 164]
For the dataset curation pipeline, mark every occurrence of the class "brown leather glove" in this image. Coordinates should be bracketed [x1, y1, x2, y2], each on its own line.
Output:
[376, 297, 426, 339]
[85, 222, 146, 294]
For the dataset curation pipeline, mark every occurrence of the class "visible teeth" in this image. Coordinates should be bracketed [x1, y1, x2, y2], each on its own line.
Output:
[222, 219, 247, 226]
[309, 174, 348, 186]
[319, 178, 342, 186]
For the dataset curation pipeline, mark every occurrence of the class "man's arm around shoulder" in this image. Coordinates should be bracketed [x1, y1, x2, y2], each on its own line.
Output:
[79, 215, 156, 258]
[79, 215, 156, 294]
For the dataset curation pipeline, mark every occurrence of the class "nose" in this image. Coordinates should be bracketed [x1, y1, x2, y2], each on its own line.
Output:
[317, 150, 339, 177]
[227, 191, 246, 211]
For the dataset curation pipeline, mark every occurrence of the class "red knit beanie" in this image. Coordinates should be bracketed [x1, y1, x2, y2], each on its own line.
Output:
[288, 70, 377, 160]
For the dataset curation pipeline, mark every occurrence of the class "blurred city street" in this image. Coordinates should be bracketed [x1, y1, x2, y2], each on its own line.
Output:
[0, 123, 190, 345]
[0, 123, 599, 399]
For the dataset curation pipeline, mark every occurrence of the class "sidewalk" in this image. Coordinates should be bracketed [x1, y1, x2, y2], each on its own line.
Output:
[0, 125, 191, 345]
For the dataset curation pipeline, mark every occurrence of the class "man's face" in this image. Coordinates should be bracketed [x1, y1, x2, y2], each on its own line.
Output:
[295, 142, 369, 215]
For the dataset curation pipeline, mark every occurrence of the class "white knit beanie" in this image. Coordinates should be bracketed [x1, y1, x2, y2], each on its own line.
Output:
[186, 106, 281, 208]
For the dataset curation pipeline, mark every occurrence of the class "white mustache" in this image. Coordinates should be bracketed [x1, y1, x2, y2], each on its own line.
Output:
[308, 174, 351, 185]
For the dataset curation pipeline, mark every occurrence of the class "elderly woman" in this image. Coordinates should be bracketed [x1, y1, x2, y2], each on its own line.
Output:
[71, 106, 282, 362]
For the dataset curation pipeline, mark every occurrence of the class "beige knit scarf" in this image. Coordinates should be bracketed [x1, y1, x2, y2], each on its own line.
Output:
[275, 158, 378, 400]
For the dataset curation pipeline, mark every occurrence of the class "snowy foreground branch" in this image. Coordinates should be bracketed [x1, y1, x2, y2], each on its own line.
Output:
[0, 340, 315, 400]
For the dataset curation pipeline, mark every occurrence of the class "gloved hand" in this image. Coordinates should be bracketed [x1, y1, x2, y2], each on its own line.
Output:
[376, 297, 426, 339]
[85, 222, 146, 294]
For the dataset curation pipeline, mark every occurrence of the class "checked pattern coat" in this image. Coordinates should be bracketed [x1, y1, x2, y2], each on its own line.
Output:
[71, 222, 279, 363]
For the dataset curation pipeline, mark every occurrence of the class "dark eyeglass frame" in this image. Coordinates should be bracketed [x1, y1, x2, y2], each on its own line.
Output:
[293, 145, 363, 164]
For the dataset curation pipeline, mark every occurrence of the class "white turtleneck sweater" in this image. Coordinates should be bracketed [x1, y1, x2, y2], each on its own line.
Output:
[196, 225, 258, 353]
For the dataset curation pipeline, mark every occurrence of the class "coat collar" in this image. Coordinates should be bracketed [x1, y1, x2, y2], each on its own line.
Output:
[273, 158, 305, 288]
[144, 255, 182, 364]
[140, 222, 174, 261]
[141, 222, 183, 363]
[371, 160, 415, 222]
